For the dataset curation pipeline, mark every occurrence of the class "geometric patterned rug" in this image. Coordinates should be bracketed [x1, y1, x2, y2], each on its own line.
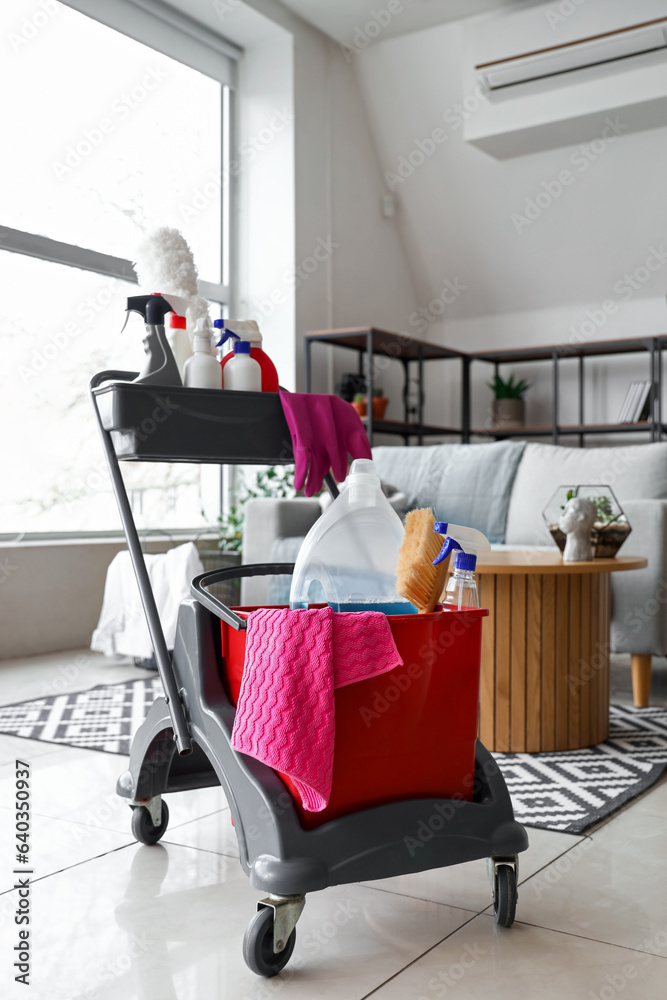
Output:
[0, 677, 162, 755]
[0, 680, 665, 833]
[495, 704, 667, 833]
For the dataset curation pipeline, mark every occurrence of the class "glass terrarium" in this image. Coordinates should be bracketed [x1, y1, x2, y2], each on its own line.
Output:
[542, 485, 631, 559]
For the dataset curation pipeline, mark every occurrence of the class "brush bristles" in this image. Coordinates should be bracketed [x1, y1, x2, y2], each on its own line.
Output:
[396, 508, 448, 613]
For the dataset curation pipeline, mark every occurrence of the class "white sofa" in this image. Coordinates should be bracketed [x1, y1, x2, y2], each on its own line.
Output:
[243, 440, 667, 706]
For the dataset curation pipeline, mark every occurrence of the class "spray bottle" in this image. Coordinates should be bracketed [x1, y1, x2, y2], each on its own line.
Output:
[214, 319, 279, 392]
[124, 292, 189, 386]
[433, 522, 490, 611]
[184, 319, 223, 389]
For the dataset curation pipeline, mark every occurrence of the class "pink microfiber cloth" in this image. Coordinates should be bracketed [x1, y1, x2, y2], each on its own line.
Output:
[279, 390, 372, 496]
[230, 607, 403, 811]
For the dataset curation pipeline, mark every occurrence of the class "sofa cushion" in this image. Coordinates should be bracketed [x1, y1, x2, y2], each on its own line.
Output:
[372, 440, 526, 543]
[505, 441, 667, 546]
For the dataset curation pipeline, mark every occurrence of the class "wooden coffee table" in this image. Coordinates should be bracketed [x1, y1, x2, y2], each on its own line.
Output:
[475, 551, 647, 753]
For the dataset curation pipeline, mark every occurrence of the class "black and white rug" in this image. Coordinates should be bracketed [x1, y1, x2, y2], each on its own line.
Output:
[0, 677, 162, 755]
[0, 680, 665, 833]
[495, 704, 667, 833]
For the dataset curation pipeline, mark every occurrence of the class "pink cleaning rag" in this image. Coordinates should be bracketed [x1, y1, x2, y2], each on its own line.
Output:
[230, 607, 403, 811]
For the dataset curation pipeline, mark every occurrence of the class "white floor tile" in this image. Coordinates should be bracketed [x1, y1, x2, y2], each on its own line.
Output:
[361, 826, 584, 913]
[0, 840, 472, 1000]
[163, 807, 239, 857]
[370, 913, 667, 999]
[0, 808, 133, 894]
[517, 808, 667, 955]
[0, 648, 146, 706]
[0, 747, 226, 834]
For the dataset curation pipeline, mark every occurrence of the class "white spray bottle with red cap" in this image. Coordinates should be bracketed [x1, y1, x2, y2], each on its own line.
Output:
[214, 319, 279, 392]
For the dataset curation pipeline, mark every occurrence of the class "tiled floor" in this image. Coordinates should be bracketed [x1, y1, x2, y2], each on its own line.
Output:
[0, 650, 666, 999]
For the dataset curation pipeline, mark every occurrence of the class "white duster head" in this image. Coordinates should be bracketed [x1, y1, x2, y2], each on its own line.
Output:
[134, 227, 210, 329]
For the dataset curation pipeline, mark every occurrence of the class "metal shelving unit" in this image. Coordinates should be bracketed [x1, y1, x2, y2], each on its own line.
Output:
[471, 336, 664, 445]
[304, 327, 468, 447]
[306, 329, 666, 447]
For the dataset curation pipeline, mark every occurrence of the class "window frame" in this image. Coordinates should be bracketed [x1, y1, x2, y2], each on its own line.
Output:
[0, 0, 241, 541]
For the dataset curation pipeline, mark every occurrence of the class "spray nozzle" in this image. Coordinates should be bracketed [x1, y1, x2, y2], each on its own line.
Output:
[432, 522, 464, 566]
[125, 292, 189, 326]
[214, 320, 240, 349]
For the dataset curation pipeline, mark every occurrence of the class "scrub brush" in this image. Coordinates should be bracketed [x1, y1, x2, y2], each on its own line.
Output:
[396, 508, 449, 614]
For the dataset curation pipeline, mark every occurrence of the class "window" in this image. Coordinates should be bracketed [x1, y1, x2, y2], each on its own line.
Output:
[0, 0, 238, 534]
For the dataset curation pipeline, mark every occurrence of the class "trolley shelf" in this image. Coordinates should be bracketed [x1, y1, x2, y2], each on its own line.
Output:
[93, 380, 294, 465]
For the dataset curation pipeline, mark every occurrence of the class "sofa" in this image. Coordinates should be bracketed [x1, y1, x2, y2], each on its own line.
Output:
[242, 440, 667, 706]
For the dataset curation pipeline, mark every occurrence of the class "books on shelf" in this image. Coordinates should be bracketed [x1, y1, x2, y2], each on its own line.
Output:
[618, 380, 652, 424]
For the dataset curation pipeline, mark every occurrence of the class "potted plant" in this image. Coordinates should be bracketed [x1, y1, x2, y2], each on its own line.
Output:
[351, 393, 367, 418]
[351, 388, 388, 421]
[488, 373, 529, 429]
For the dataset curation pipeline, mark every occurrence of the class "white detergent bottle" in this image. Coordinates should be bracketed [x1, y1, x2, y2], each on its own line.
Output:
[184, 320, 222, 389]
[289, 458, 415, 613]
[224, 340, 261, 391]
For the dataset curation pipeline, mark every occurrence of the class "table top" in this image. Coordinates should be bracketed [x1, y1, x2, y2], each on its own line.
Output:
[475, 551, 647, 575]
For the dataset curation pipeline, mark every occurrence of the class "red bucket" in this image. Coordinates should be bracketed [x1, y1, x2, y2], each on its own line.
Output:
[220, 605, 488, 829]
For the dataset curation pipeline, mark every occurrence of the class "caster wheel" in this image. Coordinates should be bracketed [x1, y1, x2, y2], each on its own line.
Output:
[131, 800, 169, 845]
[493, 864, 517, 928]
[243, 907, 296, 978]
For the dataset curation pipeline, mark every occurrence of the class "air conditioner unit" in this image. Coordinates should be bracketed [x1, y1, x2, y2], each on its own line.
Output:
[476, 17, 667, 91]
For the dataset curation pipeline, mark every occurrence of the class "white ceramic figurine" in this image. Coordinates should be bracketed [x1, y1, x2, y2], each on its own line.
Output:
[558, 496, 597, 562]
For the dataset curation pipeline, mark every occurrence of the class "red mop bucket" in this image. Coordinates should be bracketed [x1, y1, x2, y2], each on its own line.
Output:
[220, 605, 488, 830]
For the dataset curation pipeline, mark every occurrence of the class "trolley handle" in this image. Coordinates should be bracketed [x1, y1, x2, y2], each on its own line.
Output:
[191, 562, 296, 631]
[90, 369, 140, 390]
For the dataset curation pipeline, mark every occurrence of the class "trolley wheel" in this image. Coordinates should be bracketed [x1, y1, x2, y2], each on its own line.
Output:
[243, 907, 296, 978]
[131, 801, 169, 845]
[493, 864, 517, 928]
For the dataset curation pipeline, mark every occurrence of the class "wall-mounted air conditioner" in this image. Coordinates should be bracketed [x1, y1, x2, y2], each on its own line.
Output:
[476, 17, 667, 91]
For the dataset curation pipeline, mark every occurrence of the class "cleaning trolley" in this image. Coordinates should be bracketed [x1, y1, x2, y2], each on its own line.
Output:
[90, 368, 528, 978]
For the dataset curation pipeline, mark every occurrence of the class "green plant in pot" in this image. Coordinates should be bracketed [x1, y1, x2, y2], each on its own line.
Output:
[488, 373, 530, 429]
[351, 388, 388, 421]
[542, 484, 632, 558]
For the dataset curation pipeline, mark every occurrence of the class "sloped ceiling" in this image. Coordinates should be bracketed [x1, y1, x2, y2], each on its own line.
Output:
[276, 0, 538, 45]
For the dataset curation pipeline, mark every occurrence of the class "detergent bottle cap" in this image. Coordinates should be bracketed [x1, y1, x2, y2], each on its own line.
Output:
[453, 551, 477, 572]
[233, 340, 251, 354]
[170, 314, 187, 329]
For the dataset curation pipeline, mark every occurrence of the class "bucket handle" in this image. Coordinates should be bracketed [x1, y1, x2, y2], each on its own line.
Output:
[191, 562, 295, 631]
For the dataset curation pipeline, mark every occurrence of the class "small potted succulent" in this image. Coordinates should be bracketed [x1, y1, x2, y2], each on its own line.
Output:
[351, 388, 388, 421]
[488, 373, 529, 429]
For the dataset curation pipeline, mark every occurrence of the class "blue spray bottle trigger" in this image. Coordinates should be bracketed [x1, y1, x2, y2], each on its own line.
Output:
[213, 320, 239, 349]
[432, 522, 463, 566]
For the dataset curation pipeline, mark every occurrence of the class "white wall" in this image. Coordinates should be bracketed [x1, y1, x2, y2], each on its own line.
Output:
[355, 0, 667, 429]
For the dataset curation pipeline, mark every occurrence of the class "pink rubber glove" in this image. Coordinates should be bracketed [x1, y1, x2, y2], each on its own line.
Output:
[279, 391, 371, 496]
[330, 396, 372, 469]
